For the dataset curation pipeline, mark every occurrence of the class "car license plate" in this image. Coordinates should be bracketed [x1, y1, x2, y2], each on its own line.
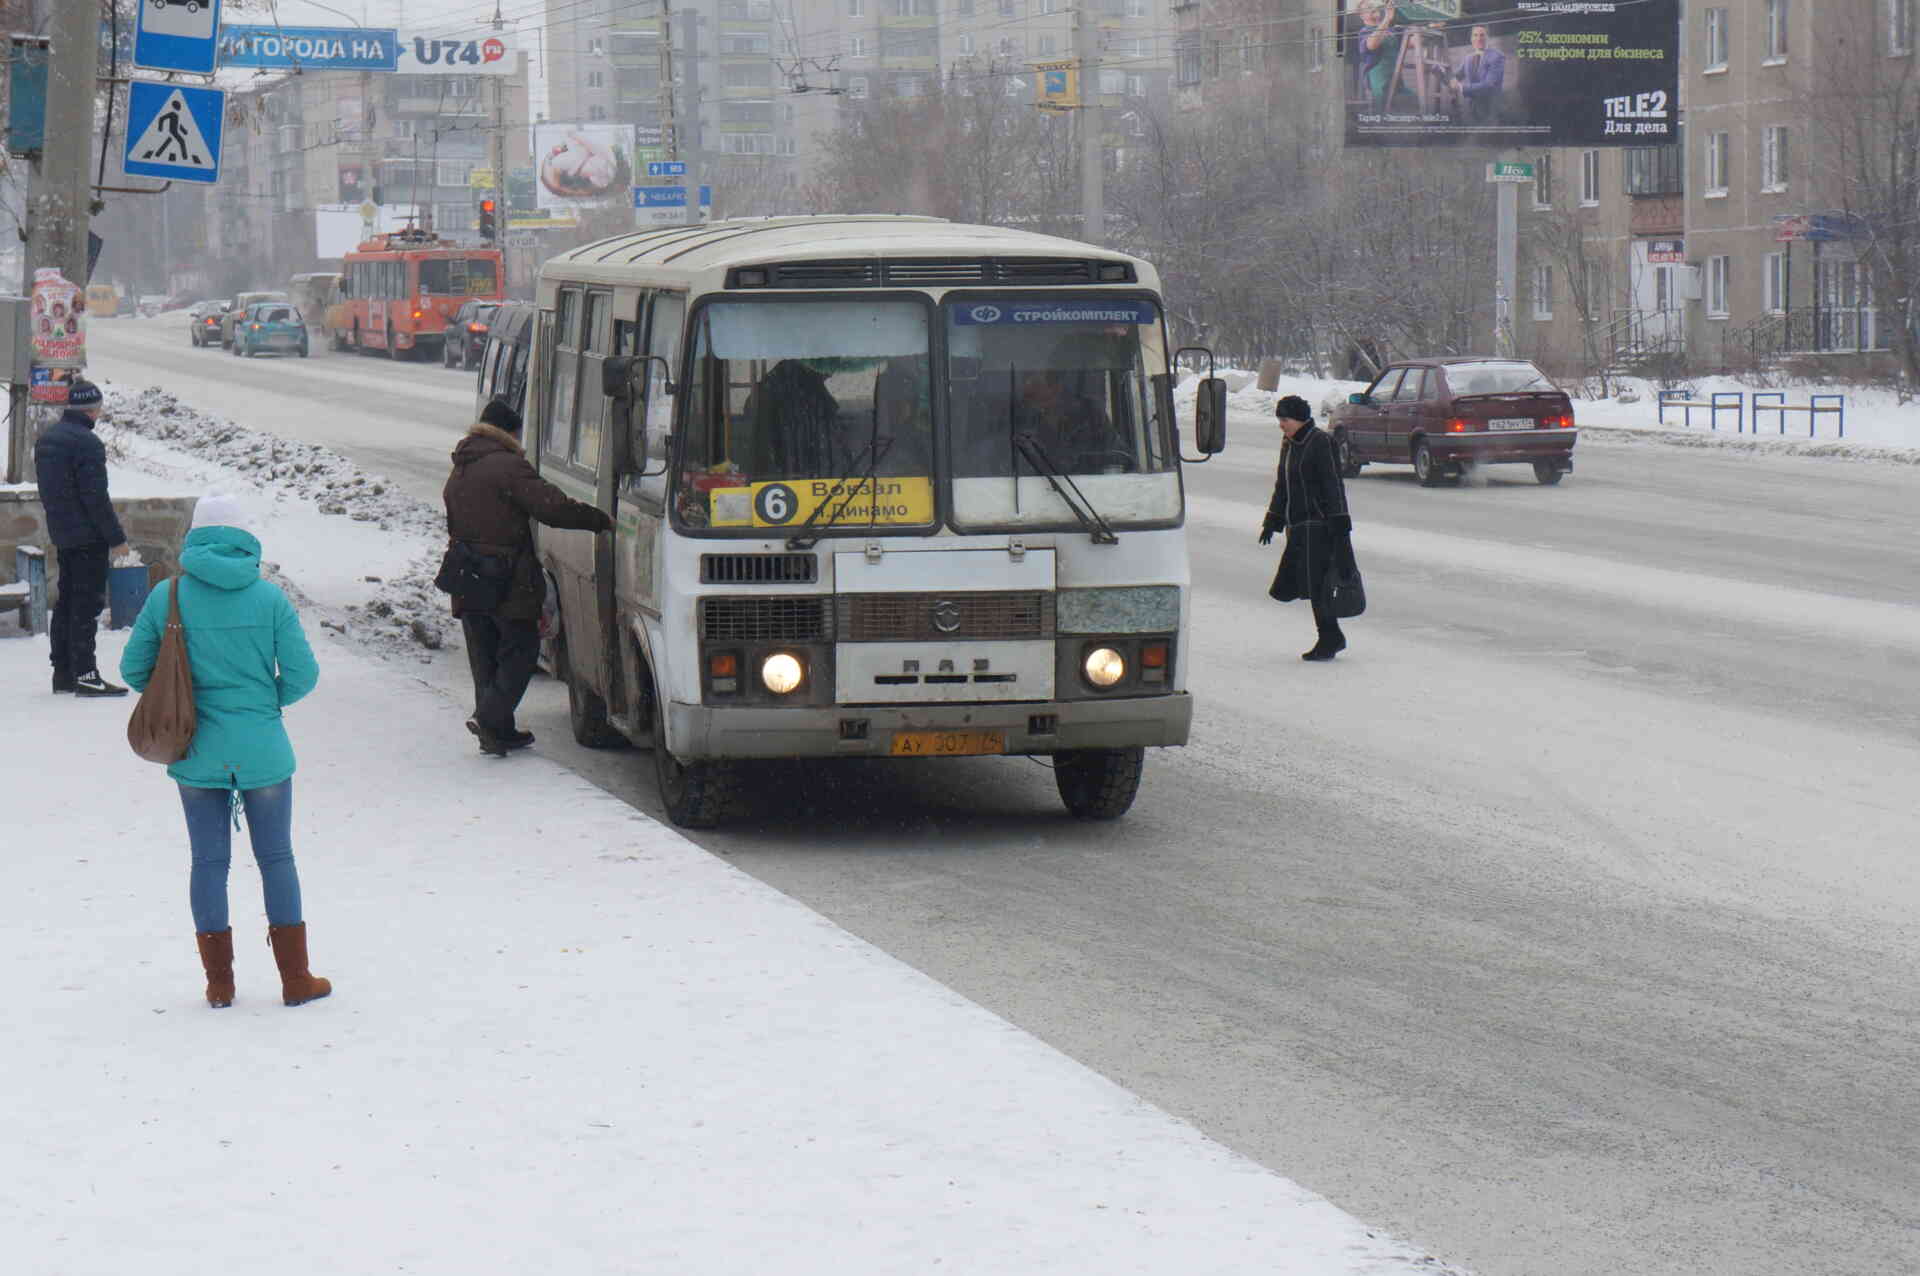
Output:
[1488, 418, 1536, 431]
[890, 729, 1006, 757]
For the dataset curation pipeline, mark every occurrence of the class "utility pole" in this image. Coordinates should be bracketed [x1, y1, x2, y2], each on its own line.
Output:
[658, 0, 702, 225]
[491, 3, 509, 284]
[1074, 3, 1103, 245]
[6, 0, 100, 484]
[1496, 156, 1518, 358]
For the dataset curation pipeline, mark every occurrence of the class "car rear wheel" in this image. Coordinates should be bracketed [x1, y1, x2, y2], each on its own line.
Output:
[1054, 747, 1146, 820]
[1533, 460, 1565, 486]
[1333, 429, 1363, 478]
[1413, 439, 1445, 487]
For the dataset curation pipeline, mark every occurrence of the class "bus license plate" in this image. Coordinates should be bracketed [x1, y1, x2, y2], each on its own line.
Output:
[1488, 418, 1536, 431]
[890, 730, 1006, 757]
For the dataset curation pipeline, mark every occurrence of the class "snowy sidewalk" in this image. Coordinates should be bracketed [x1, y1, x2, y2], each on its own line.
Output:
[1, 625, 1446, 1275]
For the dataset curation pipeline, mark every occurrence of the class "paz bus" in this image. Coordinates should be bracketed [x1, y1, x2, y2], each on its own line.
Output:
[84, 284, 119, 317]
[504, 215, 1225, 827]
[331, 228, 503, 360]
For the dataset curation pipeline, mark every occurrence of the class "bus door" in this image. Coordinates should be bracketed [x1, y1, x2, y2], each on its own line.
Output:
[617, 291, 682, 615]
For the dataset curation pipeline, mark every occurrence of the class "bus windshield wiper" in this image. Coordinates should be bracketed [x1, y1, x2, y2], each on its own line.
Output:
[785, 434, 896, 550]
[1012, 432, 1119, 545]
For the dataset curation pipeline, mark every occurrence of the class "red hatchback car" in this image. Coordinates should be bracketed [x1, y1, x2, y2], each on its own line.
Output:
[1330, 358, 1577, 486]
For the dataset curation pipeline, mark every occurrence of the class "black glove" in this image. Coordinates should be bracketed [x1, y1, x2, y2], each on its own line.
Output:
[1258, 525, 1274, 547]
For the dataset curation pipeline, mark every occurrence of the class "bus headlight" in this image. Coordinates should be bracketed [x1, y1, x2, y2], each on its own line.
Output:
[761, 652, 805, 695]
[1083, 646, 1127, 688]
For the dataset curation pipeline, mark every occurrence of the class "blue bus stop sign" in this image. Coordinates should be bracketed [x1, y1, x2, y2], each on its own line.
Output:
[134, 0, 222, 75]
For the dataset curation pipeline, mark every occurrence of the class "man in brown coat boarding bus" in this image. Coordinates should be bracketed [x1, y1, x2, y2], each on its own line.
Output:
[439, 399, 612, 756]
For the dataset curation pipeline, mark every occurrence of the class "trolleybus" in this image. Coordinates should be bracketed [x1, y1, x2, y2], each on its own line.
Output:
[333, 228, 503, 360]
[507, 215, 1225, 826]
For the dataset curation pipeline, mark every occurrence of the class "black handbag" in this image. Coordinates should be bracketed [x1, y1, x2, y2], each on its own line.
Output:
[433, 540, 515, 612]
[1323, 557, 1366, 619]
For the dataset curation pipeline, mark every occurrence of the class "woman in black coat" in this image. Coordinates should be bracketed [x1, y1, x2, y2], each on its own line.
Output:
[1260, 395, 1356, 661]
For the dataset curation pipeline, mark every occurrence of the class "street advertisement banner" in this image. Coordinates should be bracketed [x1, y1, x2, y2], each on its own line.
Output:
[31, 268, 84, 365]
[534, 125, 635, 212]
[1342, 0, 1679, 148]
[217, 27, 515, 75]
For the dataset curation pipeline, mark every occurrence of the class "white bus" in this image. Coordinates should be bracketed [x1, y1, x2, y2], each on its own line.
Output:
[509, 215, 1226, 827]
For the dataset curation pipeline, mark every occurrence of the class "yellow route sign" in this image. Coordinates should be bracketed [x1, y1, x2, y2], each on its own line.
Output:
[708, 476, 935, 529]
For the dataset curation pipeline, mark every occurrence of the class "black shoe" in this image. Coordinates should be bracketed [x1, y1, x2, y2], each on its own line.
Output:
[468, 717, 534, 752]
[466, 717, 511, 757]
[1301, 634, 1347, 662]
[73, 670, 129, 696]
[52, 673, 76, 694]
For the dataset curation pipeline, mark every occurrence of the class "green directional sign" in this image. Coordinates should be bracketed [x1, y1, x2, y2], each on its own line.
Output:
[1487, 160, 1537, 183]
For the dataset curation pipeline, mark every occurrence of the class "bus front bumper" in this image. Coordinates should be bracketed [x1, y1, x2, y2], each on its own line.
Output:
[669, 693, 1193, 761]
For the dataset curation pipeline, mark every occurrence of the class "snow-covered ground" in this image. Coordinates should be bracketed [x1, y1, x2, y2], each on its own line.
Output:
[1, 390, 1458, 1274]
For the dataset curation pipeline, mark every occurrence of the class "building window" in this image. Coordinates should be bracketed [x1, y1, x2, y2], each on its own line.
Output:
[1100, 68, 1124, 93]
[1705, 130, 1729, 195]
[1175, 39, 1201, 85]
[1532, 153, 1553, 208]
[1581, 150, 1600, 205]
[850, 36, 868, 58]
[999, 0, 1016, 15]
[1705, 7, 1729, 70]
[589, 104, 606, 120]
[848, 76, 869, 99]
[1764, 0, 1789, 59]
[1707, 255, 1730, 317]
[1532, 263, 1554, 319]
[587, 37, 604, 56]
[1037, 0, 1057, 13]
[1309, 25, 1326, 71]
[1762, 125, 1790, 191]
[1584, 259, 1607, 319]
[1036, 35, 1056, 55]
[1127, 73, 1145, 96]
[1764, 252, 1786, 313]
[1126, 0, 1147, 14]
[849, 0, 865, 12]
[957, 34, 974, 54]
[587, 71, 603, 88]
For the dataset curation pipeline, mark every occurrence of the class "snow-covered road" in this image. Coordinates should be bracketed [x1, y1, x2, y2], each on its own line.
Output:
[85, 317, 1920, 1276]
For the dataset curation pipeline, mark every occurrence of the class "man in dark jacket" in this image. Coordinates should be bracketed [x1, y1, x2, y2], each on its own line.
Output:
[33, 379, 130, 695]
[1260, 395, 1356, 661]
[442, 398, 612, 756]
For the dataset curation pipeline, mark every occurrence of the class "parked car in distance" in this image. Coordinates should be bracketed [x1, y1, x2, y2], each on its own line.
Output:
[221, 291, 290, 348]
[444, 299, 501, 370]
[1328, 357, 1577, 487]
[188, 301, 229, 347]
[232, 301, 309, 358]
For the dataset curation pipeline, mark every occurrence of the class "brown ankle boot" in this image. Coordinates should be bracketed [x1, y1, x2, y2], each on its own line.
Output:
[195, 929, 235, 1008]
[266, 923, 332, 1007]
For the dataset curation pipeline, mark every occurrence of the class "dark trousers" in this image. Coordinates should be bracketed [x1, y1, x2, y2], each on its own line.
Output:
[1311, 596, 1345, 644]
[50, 542, 109, 679]
[462, 612, 542, 736]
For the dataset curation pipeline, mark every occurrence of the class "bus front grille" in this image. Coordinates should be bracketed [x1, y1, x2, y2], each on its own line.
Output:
[700, 596, 831, 643]
[838, 591, 1053, 642]
[700, 553, 819, 584]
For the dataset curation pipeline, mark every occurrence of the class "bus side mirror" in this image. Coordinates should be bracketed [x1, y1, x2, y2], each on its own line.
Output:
[1194, 378, 1228, 455]
[603, 355, 676, 401]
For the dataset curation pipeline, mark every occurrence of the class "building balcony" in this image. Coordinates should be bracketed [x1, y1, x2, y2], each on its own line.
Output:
[1629, 196, 1684, 237]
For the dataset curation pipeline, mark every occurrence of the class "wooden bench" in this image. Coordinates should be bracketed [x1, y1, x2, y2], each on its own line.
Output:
[1656, 389, 1745, 432]
[1750, 392, 1847, 439]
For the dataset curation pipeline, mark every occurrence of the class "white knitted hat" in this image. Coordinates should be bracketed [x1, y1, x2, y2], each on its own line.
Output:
[190, 492, 253, 533]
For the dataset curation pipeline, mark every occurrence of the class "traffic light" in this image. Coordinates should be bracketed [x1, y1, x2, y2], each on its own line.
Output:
[478, 198, 497, 243]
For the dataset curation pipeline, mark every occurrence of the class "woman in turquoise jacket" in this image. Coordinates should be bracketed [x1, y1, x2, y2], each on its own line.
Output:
[121, 495, 331, 1010]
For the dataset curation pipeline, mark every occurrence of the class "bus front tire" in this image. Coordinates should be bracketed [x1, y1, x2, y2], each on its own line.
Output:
[1053, 747, 1145, 820]
[652, 695, 733, 829]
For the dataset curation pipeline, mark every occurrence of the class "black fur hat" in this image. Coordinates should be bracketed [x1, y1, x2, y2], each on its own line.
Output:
[1275, 394, 1313, 424]
[479, 397, 522, 434]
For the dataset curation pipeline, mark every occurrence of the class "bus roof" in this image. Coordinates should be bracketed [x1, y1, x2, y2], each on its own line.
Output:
[543, 215, 1159, 292]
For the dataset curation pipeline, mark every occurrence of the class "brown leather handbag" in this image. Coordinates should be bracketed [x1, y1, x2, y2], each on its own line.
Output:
[127, 574, 197, 764]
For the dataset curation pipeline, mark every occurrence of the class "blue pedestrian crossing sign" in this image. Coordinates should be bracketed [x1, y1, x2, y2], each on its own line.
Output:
[134, 0, 223, 75]
[123, 82, 225, 185]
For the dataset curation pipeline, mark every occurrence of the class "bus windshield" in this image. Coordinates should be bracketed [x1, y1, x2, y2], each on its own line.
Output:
[945, 296, 1177, 529]
[419, 257, 499, 296]
[676, 299, 935, 532]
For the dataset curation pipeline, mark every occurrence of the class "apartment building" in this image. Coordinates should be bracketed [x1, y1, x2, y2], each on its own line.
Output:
[1518, 0, 1915, 378]
[1170, 0, 1342, 162]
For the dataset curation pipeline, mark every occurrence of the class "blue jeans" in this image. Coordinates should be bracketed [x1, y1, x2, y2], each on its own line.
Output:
[178, 781, 303, 933]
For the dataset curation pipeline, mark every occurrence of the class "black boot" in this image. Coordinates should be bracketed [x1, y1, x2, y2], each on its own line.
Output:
[52, 671, 76, 694]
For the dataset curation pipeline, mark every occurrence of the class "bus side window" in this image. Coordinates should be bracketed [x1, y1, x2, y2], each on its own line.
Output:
[547, 290, 579, 462]
[572, 291, 610, 474]
[479, 338, 504, 407]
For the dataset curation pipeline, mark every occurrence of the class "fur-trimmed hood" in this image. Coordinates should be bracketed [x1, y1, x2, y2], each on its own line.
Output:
[453, 421, 525, 464]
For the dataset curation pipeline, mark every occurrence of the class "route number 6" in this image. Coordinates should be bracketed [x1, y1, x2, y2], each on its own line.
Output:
[755, 483, 797, 524]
